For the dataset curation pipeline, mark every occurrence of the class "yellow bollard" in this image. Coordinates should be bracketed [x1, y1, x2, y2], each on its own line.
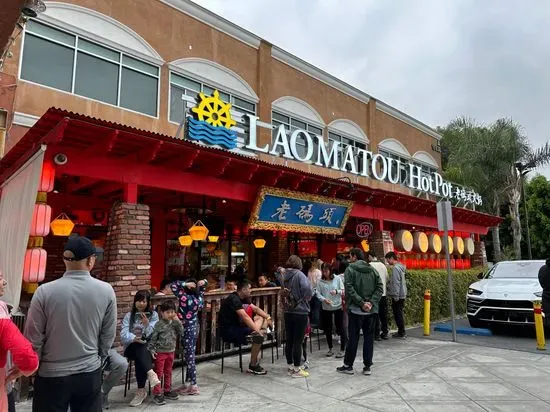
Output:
[423, 289, 431, 336]
[534, 301, 546, 351]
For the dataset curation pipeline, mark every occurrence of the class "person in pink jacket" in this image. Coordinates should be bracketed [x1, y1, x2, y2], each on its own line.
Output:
[0, 272, 39, 411]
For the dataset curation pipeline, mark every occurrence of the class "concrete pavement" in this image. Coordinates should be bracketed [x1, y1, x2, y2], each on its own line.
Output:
[16, 337, 550, 411]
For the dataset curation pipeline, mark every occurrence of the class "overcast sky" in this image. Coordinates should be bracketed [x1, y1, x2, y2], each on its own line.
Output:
[194, 0, 550, 177]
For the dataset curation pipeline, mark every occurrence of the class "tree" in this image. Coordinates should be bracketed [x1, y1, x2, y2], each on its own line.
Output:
[440, 118, 550, 260]
[525, 175, 550, 258]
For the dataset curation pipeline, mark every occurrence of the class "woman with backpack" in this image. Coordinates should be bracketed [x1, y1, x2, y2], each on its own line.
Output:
[282, 255, 313, 378]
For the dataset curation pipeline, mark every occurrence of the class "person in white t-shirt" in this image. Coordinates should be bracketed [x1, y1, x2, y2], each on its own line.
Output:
[367, 251, 389, 340]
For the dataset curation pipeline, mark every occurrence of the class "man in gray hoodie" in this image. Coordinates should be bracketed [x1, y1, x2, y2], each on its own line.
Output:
[25, 236, 117, 412]
[385, 251, 408, 338]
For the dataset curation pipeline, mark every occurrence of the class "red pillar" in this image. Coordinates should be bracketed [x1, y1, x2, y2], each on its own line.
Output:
[150, 207, 166, 289]
[124, 183, 138, 204]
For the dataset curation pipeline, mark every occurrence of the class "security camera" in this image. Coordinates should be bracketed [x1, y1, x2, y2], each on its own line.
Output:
[53, 153, 68, 166]
[21, 0, 47, 18]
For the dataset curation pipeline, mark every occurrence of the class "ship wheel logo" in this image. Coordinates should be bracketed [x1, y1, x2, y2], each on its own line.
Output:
[192, 90, 236, 129]
[187, 90, 238, 149]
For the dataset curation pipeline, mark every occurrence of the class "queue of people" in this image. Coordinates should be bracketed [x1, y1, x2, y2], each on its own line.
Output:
[1, 234, 411, 411]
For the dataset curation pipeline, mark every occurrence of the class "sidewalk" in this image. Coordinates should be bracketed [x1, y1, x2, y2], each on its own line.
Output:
[17, 337, 550, 411]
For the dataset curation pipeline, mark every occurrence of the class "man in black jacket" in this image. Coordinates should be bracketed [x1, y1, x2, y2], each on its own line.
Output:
[538, 258, 550, 326]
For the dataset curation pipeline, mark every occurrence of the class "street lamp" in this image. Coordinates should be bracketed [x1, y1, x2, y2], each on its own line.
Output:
[515, 162, 533, 260]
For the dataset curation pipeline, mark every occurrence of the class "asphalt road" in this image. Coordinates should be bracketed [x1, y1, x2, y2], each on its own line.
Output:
[407, 317, 550, 355]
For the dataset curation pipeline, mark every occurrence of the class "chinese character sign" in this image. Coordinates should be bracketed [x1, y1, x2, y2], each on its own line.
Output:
[249, 187, 353, 235]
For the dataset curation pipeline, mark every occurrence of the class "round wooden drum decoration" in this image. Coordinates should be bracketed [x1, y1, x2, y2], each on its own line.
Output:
[463, 237, 475, 256]
[428, 233, 442, 254]
[444, 236, 454, 254]
[413, 232, 429, 253]
[453, 237, 465, 255]
[394, 230, 414, 252]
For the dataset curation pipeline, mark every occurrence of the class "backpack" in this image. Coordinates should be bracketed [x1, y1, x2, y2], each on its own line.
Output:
[281, 274, 302, 312]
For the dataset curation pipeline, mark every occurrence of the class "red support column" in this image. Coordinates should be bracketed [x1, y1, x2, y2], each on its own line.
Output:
[150, 207, 166, 289]
[124, 183, 138, 204]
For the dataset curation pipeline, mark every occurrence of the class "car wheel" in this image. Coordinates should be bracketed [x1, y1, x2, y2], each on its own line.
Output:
[468, 316, 487, 329]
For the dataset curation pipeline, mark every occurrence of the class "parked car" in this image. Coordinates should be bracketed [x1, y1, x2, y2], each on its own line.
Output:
[466, 260, 546, 328]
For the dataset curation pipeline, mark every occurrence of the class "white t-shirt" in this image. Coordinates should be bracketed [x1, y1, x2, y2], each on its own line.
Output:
[369, 260, 388, 297]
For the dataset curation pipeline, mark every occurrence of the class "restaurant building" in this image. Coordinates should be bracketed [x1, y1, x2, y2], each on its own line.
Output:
[0, 0, 499, 320]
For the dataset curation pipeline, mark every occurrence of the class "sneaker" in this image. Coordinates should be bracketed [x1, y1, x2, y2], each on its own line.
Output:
[102, 392, 110, 410]
[164, 391, 179, 400]
[392, 333, 407, 339]
[363, 366, 372, 376]
[335, 351, 345, 359]
[381, 334, 389, 340]
[147, 370, 161, 387]
[153, 394, 166, 405]
[182, 385, 200, 396]
[336, 365, 354, 375]
[247, 364, 267, 375]
[129, 390, 147, 407]
[287, 364, 294, 374]
[302, 360, 310, 370]
[291, 367, 310, 378]
[326, 349, 334, 357]
[176, 384, 188, 394]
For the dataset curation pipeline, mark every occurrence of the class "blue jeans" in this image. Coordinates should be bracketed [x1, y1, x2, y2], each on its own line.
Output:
[343, 313, 375, 368]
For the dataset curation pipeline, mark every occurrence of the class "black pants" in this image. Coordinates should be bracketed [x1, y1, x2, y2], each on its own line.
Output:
[32, 368, 101, 412]
[320, 308, 347, 351]
[284, 312, 308, 367]
[8, 391, 15, 412]
[124, 342, 153, 388]
[309, 296, 321, 327]
[344, 313, 375, 368]
[375, 296, 389, 337]
[392, 298, 406, 335]
[543, 298, 550, 327]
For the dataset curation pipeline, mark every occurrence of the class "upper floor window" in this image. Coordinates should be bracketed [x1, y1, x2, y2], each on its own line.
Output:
[328, 131, 368, 172]
[271, 111, 322, 162]
[379, 149, 410, 185]
[20, 20, 159, 117]
[169, 72, 256, 124]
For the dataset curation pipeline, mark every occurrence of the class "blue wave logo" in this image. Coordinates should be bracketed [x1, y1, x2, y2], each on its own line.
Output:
[187, 118, 237, 150]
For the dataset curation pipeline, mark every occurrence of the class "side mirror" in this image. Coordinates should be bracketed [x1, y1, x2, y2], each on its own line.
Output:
[477, 272, 484, 280]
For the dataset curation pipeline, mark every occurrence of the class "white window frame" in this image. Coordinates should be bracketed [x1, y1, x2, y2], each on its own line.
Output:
[379, 149, 410, 185]
[19, 19, 160, 118]
[270, 110, 323, 164]
[168, 71, 256, 126]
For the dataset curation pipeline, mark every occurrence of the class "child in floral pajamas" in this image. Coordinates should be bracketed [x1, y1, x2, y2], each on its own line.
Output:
[171, 278, 207, 395]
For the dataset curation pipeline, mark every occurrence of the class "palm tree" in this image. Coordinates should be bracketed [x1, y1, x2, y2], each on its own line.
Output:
[442, 118, 550, 260]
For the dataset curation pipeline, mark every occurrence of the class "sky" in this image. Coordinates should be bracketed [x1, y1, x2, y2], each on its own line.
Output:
[193, 0, 550, 177]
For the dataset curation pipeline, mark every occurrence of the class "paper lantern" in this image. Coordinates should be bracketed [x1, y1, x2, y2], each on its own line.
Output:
[253, 239, 266, 249]
[39, 161, 55, 193]
[23, 248, 47, 283]
[50, 213, 74, 236]
[178, 235, 193, 247]
[463, 237, 475, 256]
[361, 239, 369, 252]
[208, 235, 219, 243]
[30, 203, 52, 237]
[189, 220, 209, 241]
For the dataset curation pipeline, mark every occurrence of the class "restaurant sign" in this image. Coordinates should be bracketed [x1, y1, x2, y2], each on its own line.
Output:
[248, 187, 353, 235]
[183, 91, 482, 206]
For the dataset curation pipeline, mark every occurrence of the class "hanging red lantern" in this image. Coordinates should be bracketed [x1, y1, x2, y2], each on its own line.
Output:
[39, 161, 55, 193]
[23, 248, 47, 283]
[30, 203, 52, 237]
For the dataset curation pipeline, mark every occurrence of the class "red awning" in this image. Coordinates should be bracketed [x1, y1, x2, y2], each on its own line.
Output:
[0, 108, 502, 230]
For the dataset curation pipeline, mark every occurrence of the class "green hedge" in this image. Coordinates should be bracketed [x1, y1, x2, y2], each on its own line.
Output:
[389, 268, 482, 327]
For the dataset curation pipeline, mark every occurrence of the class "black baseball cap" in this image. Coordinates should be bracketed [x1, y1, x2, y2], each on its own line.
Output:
[63, 236, 98, 261]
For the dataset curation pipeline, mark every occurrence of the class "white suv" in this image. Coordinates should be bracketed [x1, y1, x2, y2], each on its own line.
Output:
[466, 260, 545, 328]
